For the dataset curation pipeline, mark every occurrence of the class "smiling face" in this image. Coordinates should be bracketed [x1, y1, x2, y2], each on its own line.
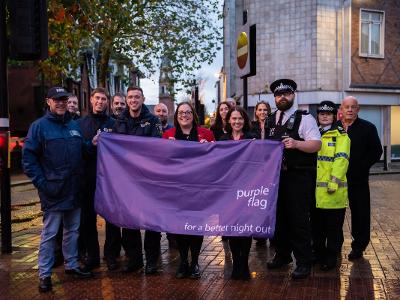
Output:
[219, 103, 230, 122]
[126, 89, 145, 115]
[154, 103, 168, 125]
[90, 92, 108, 114]
[111, 95, 126, 116]
[177, 103, 194, 129]
[47, 97, 68, 115]
[255, 103, 269, 122]
[229, 110, 244, 134]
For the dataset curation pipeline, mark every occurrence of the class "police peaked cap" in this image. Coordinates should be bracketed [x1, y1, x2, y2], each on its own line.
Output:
[317, 101, 337, 114]
[270, 79, 297, 96]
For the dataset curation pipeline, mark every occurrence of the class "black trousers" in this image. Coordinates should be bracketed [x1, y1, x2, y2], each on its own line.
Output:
[104, 222, 161, 265]
[79, 189, 100, 264]
[274, 170, 313, 265]
[348, 182, 371, 252]
[313, 208, 346, 259]
[176, 234, 203, 265]
[229, 237, 252, 272]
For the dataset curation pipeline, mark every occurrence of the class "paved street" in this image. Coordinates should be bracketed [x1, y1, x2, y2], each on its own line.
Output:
[0, 174, 399, 299]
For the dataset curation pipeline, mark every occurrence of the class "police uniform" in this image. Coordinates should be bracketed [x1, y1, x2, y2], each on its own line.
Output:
[266, 79, 321, 278]
[314, 101, 350, 270]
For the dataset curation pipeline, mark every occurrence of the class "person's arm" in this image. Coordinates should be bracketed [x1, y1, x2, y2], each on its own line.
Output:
[283, 114, 321, 153]
[328, 133, 351, 193]
[22, 123, 46, 190]
[283, 138, 321, 153]
[364, 123, 383, 169]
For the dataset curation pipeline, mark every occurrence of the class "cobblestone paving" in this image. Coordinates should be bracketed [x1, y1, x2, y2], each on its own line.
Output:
[0, 174, 399, 299]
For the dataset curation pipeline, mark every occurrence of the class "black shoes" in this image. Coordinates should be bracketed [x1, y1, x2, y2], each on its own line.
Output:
[106, 257, 119, 271]
[38, 276, 52, 293]
[81, 260, 100, 272]
[267, 255, 293, 269]
[65, 267, 93, 278]
[348, 249, 363, 261]
[122, 260, 144, 273]
[291, 264, 311, 279]
[175, 262, 189, 279]
[145, 263, 158, 275]
[189, 263, 201, 279]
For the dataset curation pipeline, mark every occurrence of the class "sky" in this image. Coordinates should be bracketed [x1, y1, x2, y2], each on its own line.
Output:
[140, 2, 224, 115]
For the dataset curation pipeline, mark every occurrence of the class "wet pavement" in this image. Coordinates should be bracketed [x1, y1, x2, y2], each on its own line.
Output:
[0, 174, 399, 299]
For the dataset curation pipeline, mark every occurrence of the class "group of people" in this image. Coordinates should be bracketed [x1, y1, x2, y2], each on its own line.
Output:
[22, 78, 382, 293]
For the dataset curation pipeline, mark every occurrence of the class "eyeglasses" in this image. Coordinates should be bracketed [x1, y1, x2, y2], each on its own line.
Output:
[177, 111, 193, 116]
[274, 92, 293, 98]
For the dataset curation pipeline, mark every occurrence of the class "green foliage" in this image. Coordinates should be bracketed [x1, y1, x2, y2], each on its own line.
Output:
[42, 0, 222, 88]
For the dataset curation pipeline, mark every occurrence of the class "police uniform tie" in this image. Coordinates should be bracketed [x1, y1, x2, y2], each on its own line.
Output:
[277, 111, 284, 126]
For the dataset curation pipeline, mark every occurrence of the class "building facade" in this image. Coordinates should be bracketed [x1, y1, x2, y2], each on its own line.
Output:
[223, 0, 400, 161]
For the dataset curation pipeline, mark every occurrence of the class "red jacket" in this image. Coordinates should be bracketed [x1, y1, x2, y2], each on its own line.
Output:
[162, 127, 215, 142]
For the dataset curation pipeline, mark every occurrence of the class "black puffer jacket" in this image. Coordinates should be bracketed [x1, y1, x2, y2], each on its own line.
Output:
[112, 104, 162, 137]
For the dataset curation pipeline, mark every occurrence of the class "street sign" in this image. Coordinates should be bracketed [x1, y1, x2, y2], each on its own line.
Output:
[236, 23, 256, 79]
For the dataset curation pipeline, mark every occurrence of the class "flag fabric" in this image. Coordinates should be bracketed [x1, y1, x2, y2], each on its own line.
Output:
[95, 133, 283, 238]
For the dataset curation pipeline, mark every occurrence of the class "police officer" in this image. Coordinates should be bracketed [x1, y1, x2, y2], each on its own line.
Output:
[314, 101, 350, 270]
[266, 79, 321, 279]
[111, 86, 163, 275]
[77, 87, 115, 271]
[23, 87, 93, 293]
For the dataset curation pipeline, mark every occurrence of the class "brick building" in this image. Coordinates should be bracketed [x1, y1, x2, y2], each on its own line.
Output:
[223, 0, 400, 162]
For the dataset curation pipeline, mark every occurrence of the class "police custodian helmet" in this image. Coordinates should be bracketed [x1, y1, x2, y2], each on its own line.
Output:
[317, 101, 337, 114]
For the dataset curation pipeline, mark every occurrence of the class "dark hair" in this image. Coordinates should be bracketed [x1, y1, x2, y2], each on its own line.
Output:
[225, 107, 251, 135]
[211, 101, 231, 131]
[90, 87, 108, 98]
[174, 102, 199, 129]
[127, 86, 144, 96]
[254, 101, 271, 121]
[112, 92, 126, 103]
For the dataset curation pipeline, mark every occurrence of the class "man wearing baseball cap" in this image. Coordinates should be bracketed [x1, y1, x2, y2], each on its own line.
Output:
[23, 86, 93, 293]
[266, 79, 321, 279]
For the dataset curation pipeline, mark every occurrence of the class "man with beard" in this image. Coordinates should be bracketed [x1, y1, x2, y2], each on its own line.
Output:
[77, 87, 115, 272]
[110, 93, 126, 119]
[266, 79, 321, 279]
[111, 86, 163, 275]
[154, 103, 173, 132]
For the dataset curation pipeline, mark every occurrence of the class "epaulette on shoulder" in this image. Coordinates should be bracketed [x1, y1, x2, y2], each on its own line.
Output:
[296, 109, 309, 115]
[337, 125, 346, 134]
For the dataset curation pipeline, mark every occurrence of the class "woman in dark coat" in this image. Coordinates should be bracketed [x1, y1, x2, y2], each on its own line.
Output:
[162, 102, 215, 279]
[220, 107, 254, 280]
[250, 101, 271, 140]
[210, 101, 231, 141]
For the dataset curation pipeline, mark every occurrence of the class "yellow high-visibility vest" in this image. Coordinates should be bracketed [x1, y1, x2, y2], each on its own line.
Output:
[316, 125, 351, 209]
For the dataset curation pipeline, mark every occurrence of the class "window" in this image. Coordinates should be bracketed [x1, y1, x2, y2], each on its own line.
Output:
[360, 9, 384, 58]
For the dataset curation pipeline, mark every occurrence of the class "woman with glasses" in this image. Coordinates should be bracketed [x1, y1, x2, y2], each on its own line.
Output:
[220, 107, 255, 280]
[251, 101, 271, 140]
[210, 101, 231, 141]
[162, 102, 215, 279]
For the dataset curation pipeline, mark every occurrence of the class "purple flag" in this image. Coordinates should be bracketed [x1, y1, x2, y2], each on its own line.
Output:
[95, 133, 283, 238]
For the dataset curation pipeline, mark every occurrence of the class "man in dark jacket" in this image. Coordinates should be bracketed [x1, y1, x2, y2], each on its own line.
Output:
[77, 87, 115, 271]
[110, 85, 163, 275]
[23, 87, 92, 293]
[339, 96, 382, 260]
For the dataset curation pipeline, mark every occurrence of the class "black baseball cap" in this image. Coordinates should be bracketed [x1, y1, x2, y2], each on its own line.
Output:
[46, 86, 70, 99]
